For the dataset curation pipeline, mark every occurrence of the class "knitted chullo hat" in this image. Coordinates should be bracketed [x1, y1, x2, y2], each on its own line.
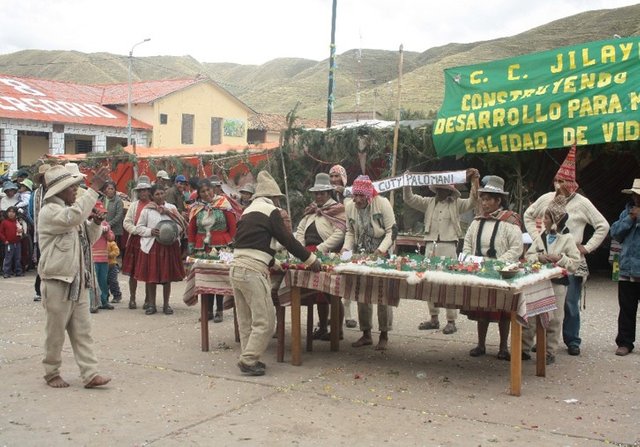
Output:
[329, 164, 348, 187]
[555, 145, 579, 194]
[253, 171, 284, 198]
[546, 195, 568, 232]
[351, 175, 377, 199]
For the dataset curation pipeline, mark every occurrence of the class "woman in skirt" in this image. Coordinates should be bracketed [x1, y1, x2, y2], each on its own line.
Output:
[121, 176, 152, 309]
[134, 184, 186, 315]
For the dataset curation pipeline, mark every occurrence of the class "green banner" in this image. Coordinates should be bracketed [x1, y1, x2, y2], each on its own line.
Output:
[433, 37, 640, 156]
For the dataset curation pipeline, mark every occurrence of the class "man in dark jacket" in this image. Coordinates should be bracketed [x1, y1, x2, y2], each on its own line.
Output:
[230, 171, 321, 376]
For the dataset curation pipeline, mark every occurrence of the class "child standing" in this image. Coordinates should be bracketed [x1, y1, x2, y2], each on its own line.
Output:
[0, 207, 23, 277]
[523, 195, 581, 364]
[107, 239, 122, 303]
[92, 201, 114, 310]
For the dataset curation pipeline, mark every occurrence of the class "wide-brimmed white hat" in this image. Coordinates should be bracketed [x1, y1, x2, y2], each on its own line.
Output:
[134, 175, 152, 190]
[156, 170, 170, 180]
[622, 178, 640, 195]
[64, 163, 86, 177]
[478, 175, 508, 196]
[308, 173, 334, 192]
[44, 165, 85, 200]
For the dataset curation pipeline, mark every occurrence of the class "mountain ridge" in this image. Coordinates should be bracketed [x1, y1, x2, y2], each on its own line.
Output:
[0, 4, 638, 119]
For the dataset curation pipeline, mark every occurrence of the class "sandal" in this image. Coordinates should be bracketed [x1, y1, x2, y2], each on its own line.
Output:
[320, 331, 344, 341]
[213, 311, 223, 323]
[163, 305, 174, 315]
[469, 346, 486, 357]
[128, 300, 137, 310]
[418, 320, 440, 330]
[145, 305, 157, 315]
[497, 350, 511, 361]
[312, 327, 328, 340]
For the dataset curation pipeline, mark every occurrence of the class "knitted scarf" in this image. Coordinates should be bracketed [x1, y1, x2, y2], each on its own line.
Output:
[302, 201, 346, 232]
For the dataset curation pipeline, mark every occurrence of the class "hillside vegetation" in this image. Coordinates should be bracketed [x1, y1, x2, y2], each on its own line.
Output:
[0, 4, 638, 119]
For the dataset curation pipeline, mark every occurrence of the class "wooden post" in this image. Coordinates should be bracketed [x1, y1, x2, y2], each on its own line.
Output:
[291, 286, 302, 366]
[330, 295, 340, 352]
[510, 312, 522, 396]
[535, 316, 547, 377]
[200, 295, 209, 352]
[389, 45, 404, 208]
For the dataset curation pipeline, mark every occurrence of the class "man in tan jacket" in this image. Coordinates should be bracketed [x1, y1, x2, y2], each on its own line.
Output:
[403, 168, 479, 334]
[38, 165, 111, 389]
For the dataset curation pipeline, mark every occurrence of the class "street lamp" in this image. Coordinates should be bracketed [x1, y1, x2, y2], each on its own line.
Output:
[127, 38, 151, 147]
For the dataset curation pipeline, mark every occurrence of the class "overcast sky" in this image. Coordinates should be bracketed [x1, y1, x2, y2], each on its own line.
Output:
[1, 0, 637, 65]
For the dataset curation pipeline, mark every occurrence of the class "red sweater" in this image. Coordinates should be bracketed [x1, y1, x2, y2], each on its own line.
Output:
[0, 219, 21, 244]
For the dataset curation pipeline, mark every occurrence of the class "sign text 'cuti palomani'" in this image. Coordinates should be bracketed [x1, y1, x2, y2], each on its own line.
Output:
[432, 37, 640, 157]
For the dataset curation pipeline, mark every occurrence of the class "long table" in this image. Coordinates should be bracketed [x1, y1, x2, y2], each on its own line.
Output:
[278, 265, 561, 396]
[183, 258, 560, 396]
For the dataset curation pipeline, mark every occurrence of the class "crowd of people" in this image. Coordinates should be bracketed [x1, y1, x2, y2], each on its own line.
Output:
[1, 147, 638, 384]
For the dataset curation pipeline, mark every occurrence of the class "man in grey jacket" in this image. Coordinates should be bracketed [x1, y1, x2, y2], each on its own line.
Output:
[38, 165, 112, 389]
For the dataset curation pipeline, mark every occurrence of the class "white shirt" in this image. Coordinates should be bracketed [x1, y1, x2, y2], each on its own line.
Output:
[136, 203, 179, 254]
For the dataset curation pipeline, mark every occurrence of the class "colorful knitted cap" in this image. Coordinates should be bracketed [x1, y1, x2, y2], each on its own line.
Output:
[556, 146, 576, 182]
[351, 175, 376, 198]
[329, 164, 348, 187]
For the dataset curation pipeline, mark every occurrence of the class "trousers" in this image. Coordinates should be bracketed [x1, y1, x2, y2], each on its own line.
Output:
[42, 279, 99, 384]
[230, 266, 275, 366]
[357, 303, 393, 332]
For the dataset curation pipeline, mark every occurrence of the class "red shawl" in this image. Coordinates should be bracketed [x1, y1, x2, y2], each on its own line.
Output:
[303, 201, 346, 232]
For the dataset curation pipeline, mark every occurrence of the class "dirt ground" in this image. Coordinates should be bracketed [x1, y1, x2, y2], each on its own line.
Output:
[1, 271, 639, 446]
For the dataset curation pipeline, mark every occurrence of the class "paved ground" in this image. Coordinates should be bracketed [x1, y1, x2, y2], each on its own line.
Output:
[1, 271, 639, 446]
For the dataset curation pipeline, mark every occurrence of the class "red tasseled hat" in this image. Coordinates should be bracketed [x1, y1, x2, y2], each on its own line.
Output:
[555, 145, 576, 183]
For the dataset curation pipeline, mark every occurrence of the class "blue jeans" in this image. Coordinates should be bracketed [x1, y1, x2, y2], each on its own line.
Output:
[562, 274, 583, 348]
[94, 262, 109, 305]
[3, 242, 22, 276]
[107, 264, 122, 299]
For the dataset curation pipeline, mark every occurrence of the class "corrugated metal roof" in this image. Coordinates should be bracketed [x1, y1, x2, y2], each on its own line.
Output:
[248, 113, 325, 131]
[0, 74, 151, 129]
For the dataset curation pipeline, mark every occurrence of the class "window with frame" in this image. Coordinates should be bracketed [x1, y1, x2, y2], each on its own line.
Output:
[160, 113, 168, 124]
[181, 113, 194, 144]
[211, 117, 222, 145]
[75, 140, 92, 154]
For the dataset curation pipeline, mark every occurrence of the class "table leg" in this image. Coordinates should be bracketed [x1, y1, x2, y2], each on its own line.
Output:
[277, 305, 285, 363]
[535, 316, 547, 377]
[330, 295, 340, 352]
[510, 312, 522, 396]
[201, 295, 209, 352]
[306, 304, 314, 352]
[291, 286, 302, 366]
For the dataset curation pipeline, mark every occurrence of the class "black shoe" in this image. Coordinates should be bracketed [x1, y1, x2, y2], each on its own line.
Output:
[111, 296, 122, 303]
[522, 351, 531, 361]
[213, 311, 223, 323]
[531, 345, 537, 353]
[546, 354, 556, 365]
[99, 303, 114, 310]
[568, 346, 581, 356]
[90, 307, 99, 314]
[238, 361, 265, 376]
[33, 294, 41, 302]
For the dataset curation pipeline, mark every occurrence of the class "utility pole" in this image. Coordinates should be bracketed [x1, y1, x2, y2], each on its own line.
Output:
[390, 44, 404, 208]
[326, 0, 337, 129]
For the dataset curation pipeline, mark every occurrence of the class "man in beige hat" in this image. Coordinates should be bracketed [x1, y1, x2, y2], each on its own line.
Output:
[610, 178, 640, 357]
[403, 168, 480, 335]
[155, 170, 171, 189]
[38, 164, 112, 388]
[230, 170, 321, 376]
